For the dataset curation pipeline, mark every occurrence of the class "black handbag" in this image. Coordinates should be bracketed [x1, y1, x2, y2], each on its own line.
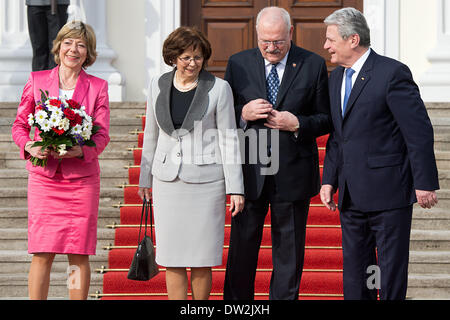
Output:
[127, 198, 159, 281]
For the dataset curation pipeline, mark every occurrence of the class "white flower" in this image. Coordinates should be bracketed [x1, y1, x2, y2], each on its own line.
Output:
[83, 121, 93, 133]
[48, 115, 61, 128]
[58, 118, 70, 131]
[57, 144, 67, 156]
[41, 120, 51, 132]
[35, 110, 48, 126]
[27, 114, 35, 126]
[81, 129, 91, 140]
[70, 124, 83, 135]
[49, 107, 63, 119]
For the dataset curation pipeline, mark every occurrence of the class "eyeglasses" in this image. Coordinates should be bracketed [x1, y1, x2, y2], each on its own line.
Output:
[258, 40, 287, 47]
[178, 56, 204, 64]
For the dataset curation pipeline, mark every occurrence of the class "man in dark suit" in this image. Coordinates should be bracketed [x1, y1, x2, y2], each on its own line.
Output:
[320, 7, 439, 300]
[223, 6, 331, 300]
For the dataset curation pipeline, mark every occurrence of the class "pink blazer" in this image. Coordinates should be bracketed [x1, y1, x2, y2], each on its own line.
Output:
[12, 66, 110, 179]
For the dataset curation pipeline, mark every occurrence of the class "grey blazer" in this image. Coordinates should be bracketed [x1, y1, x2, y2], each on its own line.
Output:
[139, 69, 244, 195]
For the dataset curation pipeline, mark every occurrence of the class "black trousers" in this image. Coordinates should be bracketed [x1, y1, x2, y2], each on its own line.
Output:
[27, 5, 68, 71]
[340, 189, 413, 300]
[224, 175, 310, 300]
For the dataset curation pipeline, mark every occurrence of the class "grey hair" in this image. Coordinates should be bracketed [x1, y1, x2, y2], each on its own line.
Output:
[324, 7, 371, 47]
[256, 6, 292, 31]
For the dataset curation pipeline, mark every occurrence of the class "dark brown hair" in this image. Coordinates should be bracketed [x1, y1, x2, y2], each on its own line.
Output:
[162, 26, 212, 69]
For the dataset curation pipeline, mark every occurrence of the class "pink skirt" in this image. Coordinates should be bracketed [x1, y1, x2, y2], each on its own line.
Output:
[27, 172, 100, 255]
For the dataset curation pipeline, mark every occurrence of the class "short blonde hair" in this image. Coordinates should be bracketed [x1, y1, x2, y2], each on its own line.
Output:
[52, 21, 98, 69]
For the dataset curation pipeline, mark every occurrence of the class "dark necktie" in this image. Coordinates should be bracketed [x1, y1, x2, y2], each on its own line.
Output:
[266, 63, 280, 105]
[342, 67, 355, 116]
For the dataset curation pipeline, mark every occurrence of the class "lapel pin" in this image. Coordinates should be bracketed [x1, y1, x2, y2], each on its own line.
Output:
[361, 77, 365, 81]
[293, 63, 297, 68]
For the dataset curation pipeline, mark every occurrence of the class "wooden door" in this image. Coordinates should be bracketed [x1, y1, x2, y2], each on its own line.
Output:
[181, 0, 363, 78]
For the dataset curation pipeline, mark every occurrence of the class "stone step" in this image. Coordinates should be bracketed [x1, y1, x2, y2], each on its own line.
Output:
[407, 274, 450, 299]
[438, 170, 450, 189]
[434, 133, 450, 152]
[0, 206, 120, 229]
[436, 151, 450, 170]
[0, 133, 139, 153]
[0, 187, 124, 207]
[408, 251, 450, 274]
[0, 150, 134, 169]
[0, 101, 145, 117]
[0, 228, 115, 251]
[431, 117, 450, 134]
[0, 272, 103, 299]
[0, 103, 19, 118]
[0, 117, 142, 134]
[412, 207, 450, 230]
[426, 103, 450, 118]
[0, 249, 108, 274]
[410, 230, 450, 251]
[0, 168, 129, 188]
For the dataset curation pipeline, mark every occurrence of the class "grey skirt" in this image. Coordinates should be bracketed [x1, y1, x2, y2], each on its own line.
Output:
[152, 177, 226, 267]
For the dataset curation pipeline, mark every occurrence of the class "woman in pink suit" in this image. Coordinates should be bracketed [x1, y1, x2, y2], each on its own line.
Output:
[11, 21, 110, 300]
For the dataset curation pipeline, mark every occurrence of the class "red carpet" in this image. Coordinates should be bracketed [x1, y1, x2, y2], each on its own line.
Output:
[100, 113, 344, 299]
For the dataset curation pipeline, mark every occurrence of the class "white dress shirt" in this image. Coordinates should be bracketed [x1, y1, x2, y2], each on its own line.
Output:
[340, 48, 371, 113]
[240, 52, 290, 129]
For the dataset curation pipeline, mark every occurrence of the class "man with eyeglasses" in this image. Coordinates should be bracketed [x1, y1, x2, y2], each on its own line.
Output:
[223, 6, 331, 300]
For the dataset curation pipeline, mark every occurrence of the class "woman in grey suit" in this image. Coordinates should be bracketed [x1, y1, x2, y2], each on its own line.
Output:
[138, 27, 245, 300]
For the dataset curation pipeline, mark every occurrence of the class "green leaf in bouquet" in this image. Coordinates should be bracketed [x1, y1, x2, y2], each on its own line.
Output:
[39, 89, 49, 103]
[32, 141, 45, 147]
[91, 125, 100, 135]
[83, 140, 96, 147]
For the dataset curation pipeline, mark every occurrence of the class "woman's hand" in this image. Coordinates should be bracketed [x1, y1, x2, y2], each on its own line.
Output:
[229, 195, 245, 217]
[25, 141, 50, 159]
[50, 145, 84, 159]
[138, 187, 152, 201]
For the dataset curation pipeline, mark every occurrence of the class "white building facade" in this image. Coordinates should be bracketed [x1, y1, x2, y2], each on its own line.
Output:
[0, 0, 447, 102]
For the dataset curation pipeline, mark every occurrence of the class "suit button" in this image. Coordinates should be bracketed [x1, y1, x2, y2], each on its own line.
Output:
[176, 152, 181, 157]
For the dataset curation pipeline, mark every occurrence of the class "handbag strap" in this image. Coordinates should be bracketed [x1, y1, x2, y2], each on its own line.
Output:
[137, 198, 147, 243]
[138, 197, 155, 243]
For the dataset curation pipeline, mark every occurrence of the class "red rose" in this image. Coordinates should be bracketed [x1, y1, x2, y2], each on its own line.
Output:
[63, 108, 76, 120]
[70, 114, 83, 127]
[52, 127, 65, 135]
[74, 114, 83, 125]
[49, 99, 62, 108]
[66, 99, 81, 109]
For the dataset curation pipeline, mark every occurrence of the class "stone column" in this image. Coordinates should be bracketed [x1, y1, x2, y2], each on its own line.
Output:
[0, 0, 32, 101]
[420, 0, 450, 102]
[0, 0, 124, 102]
[70, 0, 124, 101]
[144, 0, 180, 93]
[363, 0, 400, 60]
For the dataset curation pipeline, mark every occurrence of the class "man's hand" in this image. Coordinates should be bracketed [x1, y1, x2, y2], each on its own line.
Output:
[241, 99, 273, 121]
[264, 109, 299, 132]
[416, 190, 438, 209]
[320, 184, 337, 211]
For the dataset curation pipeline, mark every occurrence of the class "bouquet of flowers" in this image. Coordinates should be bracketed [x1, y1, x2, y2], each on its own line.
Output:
[27, 89, 99, 167]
